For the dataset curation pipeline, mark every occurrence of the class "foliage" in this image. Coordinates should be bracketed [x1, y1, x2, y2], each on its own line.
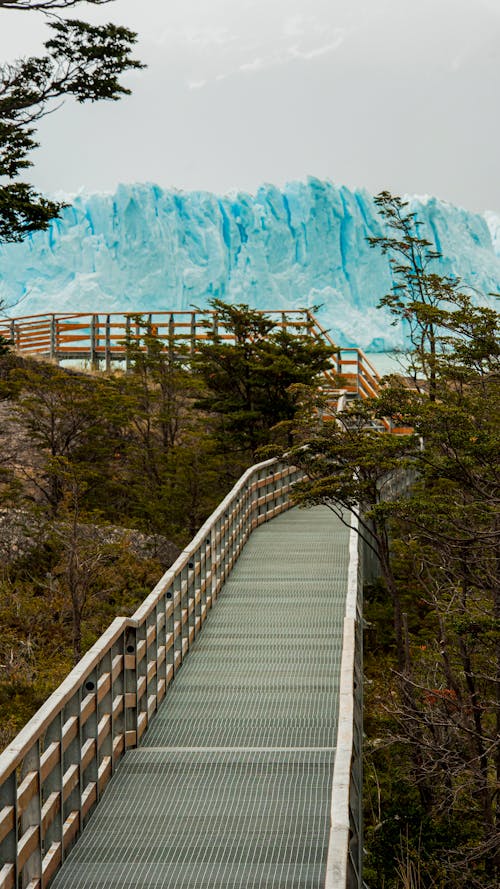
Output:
[0, 304, 334, 748]
[273, 193, 500, 886]
[0, 0, 144, 242]
[193, 299, 333, 460]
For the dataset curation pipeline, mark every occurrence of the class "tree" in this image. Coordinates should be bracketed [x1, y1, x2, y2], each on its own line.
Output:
[193, 300, 334, 461]
[277, 193, 500, 887]
[0, 0, 144, 242]
[8, 360, 125, 513]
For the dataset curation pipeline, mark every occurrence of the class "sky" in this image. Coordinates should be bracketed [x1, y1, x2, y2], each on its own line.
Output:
[1, 0, 500, 211]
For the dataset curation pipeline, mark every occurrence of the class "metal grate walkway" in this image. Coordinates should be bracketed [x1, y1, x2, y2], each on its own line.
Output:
[51, 506, 350, 889]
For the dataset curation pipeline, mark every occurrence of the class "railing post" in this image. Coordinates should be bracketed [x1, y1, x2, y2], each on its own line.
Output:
[90, 314, 99, 370]
[188, 311, 196, 356]
[0, 771, 18, 889]
[50, 315, 57, 361]
[43, 712, 65, 870]
[21, 739, 42, 889]
[81, 668, 99, 816]
[61, 690, 83, 859]
[105, 315, 111, 372]
[168, 314, 175, 357]
[125, 316, 131, 373]
[124, 625, 138, 748]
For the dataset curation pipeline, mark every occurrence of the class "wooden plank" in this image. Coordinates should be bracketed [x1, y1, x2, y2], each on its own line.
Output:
[147, 695, 157, 719]
[97, 757, 111, 790]
[81, 783, 96, 820]
[17, 771, 38, 814]
[17, 824, 39, 870]
[62, 811, 79, 849]
[112, 694, 124, 719]
[137, 714, 147, 740]
[61, 716, 78, 752]
[97, 672, 111, 704]
[97, 715, 111, 750]
[111, 654, 123, 682]
[0, 865, 15, 889]
[0, 806, 15, 844]
[62, 765, 79, 803]
[80, 739, 96, 773]
[40, 741, 60, 783]
[136, 640, 146, 663]
[112, 734, 124, 760]
[42, 842, 62, 884]
[41, 792, 59, 834]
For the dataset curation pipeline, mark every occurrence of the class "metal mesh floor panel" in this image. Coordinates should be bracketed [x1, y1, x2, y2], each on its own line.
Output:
[51, 506, 350, 889]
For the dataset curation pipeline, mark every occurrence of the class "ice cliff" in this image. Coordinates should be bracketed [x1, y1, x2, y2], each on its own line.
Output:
[0, 178, 499, 351]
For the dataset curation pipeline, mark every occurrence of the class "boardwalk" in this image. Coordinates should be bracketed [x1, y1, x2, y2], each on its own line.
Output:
[50, 506, 350, 889]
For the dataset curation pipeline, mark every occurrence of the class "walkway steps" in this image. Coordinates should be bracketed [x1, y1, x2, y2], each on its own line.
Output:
[50, 506, 350, 889]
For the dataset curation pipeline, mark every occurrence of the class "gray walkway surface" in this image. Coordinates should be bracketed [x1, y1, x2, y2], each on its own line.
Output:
[51, 506, 350, 889]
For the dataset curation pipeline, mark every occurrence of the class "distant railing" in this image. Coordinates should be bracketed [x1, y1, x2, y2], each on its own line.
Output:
[0, 459, 303, 889]
[0, 308, 377, 394]
[0, 308, 413, 434]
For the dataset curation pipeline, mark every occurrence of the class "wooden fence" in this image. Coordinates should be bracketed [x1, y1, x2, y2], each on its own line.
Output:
[0, 308, 381, 398]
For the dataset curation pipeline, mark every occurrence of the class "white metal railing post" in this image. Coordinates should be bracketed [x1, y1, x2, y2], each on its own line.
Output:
[325, 513, 363, 889]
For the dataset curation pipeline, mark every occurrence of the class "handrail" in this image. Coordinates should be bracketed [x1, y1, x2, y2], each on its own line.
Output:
[0, 458, 303, 889]
[0, 309, 380, 395]
[325, 515, 363, 889]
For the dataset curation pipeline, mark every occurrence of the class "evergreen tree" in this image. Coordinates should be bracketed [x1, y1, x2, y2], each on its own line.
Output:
[0, 0, 143, 242]
[193, 300, 334, 460]
[278, 193, 500, 887]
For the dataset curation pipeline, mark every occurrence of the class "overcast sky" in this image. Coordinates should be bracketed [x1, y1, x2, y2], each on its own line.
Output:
[1, 0, 500, 211]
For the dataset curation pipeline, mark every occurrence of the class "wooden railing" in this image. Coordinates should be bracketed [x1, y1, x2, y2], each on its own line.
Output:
[0, 459, 303, 889]
[0, 308, 412, 433]
[0, 308, 377, 392]
[0, 310, 315, 368]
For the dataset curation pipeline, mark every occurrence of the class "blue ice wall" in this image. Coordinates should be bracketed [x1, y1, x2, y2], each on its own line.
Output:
[1, 178, 499, 351]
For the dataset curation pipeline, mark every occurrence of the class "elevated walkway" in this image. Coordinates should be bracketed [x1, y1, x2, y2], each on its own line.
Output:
[0, 461, 363, 889]
[51, 507, 349, 888]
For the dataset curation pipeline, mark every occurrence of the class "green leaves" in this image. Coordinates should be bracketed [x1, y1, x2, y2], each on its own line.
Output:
[193, 300, 333, 458]
[0, 4, 144, 242]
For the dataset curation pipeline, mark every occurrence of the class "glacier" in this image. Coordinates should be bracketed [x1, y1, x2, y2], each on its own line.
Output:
[0, 178, 499, 352]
